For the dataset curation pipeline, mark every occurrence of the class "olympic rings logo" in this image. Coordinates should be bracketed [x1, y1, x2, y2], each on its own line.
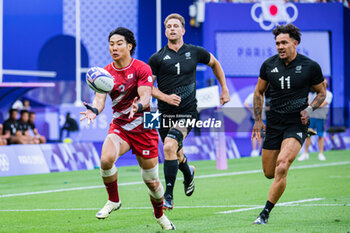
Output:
[0, 153, 10, 172]
[251, 0, 298, 31]
[198, 93, 214, 102]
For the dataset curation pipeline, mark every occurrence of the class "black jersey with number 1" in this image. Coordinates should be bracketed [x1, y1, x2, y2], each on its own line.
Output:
[259, 53, 324, 116]
[148, 44, 211, 114]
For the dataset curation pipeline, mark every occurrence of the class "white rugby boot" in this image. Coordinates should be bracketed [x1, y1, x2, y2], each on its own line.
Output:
[96, 200, 121, 219]
[155, 214, 176, 230]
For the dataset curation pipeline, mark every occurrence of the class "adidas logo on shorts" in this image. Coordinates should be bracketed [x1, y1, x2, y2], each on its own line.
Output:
[297, 132, 303, 138]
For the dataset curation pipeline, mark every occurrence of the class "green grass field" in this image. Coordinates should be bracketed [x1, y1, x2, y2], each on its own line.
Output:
[0, 150, 349, 233]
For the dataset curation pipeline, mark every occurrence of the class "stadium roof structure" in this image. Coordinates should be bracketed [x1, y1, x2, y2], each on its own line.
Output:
[0, 82, 55, 122]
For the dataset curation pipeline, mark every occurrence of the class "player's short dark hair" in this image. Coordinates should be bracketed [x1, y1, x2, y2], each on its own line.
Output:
[108, 27, 136, 55]
[164, 13, 185, 28]
[29, 111, 35, 116]
[9, 108, 18, 114]
[272, 24, 301, 44]
[20, 109, 29, 115]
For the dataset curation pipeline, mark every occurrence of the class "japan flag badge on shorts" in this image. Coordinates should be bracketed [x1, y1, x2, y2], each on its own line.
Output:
[142, 150, 150, 155]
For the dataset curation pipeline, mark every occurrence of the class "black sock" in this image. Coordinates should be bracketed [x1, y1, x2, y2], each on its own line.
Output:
[261, 200, 275, 216]
[178, 155, 191, 182]
[164, 160, 178, 197]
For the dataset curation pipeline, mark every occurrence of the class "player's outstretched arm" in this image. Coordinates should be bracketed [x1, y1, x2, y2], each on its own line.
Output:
[80, 92, 107, 125]
[252, 78, 268, 140]
[207, 53, 230, 105]
[129, 86, 152, 119]
[151, 76, 181, 106]
[300, 81, 326, 125]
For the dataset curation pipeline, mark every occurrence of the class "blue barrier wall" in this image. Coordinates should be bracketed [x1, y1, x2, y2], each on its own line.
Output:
[0, 143, 99, 177]
[203, 3, 348, 126]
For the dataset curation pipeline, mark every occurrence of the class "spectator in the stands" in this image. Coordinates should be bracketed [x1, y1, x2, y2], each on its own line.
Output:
[11, 99, 23, 110]
[22, 99, 31, 110]
[2, 108, 25, 144]
[0, 124, 7, 145]
[11, 99, 31, 111]
[28, 112, 46, 144]
[15, 110, 39, 144]
[59, 112, 79, 142]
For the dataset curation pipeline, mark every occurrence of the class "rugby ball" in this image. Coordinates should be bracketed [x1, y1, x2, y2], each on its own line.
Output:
[86, 67, 114, 93]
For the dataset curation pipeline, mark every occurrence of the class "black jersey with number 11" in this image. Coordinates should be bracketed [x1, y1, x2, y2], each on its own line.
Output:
[259, 53, 324, 116]
[148, 44, 211, 114]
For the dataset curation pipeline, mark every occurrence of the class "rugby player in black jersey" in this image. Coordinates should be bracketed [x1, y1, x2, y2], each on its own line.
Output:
[252, 24, 326, 224]
[148, 13, 230, 210]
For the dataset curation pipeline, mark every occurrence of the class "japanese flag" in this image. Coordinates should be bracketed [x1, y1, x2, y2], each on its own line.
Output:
[261, 0, 287, 22]
[142, 150, 150, 155]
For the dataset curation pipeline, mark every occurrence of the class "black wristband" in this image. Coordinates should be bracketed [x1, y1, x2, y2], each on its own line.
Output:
[85, 104, 99, 115]
[137, 103, 143, 113]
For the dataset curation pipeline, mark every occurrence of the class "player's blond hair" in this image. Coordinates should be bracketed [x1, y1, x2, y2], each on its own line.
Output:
[164, 13, 185, 28]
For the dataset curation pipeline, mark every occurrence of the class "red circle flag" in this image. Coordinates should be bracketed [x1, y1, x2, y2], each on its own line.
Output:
[269, 5, 278, 16]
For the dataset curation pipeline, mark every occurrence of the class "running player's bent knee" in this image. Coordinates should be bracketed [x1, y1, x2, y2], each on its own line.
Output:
[100, 164, 117, 177]
[263, 168, 274, 179]
[264, 173, 275, 179]
[275, 162, 289, 178]
[163, 142, 178, 157]
[166, 128, 184, 151]
[141, 164, 164, 199]
[100, 156, 116, 170]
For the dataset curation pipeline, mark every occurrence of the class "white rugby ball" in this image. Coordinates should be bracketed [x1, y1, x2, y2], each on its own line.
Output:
[86, 67, 114, 93]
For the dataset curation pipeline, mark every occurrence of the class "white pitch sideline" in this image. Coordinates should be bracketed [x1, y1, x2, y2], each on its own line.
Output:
[0, 161, 349, 199]
[218, 198, 325, 214]
[0, 203, 349, 212]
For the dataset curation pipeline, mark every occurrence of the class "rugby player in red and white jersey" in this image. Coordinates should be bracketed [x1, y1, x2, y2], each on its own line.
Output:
[80, 27, 175, 230]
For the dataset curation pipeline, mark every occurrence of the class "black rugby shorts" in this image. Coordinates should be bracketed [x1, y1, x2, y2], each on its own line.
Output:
[262, 114, 308, 150]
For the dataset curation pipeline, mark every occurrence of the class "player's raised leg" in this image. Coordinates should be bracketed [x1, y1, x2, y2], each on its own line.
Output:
[137, 156, 175, 230]
[96, 134, 130, 219]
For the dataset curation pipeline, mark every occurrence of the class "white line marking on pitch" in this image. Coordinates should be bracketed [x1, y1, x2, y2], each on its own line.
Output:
[0, 181, 144, 198]
[218, 198, 325, 214]
[0, 202, 349, 212]
[1, 161, 349, 198]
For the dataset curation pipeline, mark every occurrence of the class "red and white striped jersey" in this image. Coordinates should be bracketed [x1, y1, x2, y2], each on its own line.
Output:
[104, 58, 154, 132]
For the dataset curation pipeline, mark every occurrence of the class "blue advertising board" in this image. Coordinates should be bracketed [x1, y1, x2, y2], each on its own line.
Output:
[0, 145, 50, 177]
[216, 31, 331, 77]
